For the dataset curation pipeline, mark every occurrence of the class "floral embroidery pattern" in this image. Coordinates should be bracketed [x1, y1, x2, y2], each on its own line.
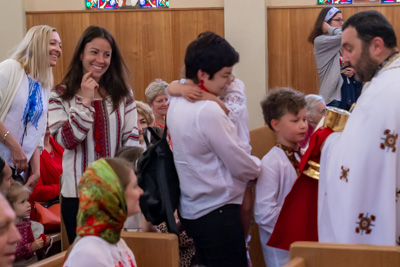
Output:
[22, 76, 44, 130]
[340, 166, 349, 182]
[275, 143, 302, 175]
[76, 159, 127, 244]
[380, 129, 398, 153]
[355, 213, 375, 235]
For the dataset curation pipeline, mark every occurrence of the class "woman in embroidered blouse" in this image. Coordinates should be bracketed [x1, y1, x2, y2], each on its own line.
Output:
[48, 26, 139, 244]
[63, 158, 143, 267]
[0, 25, 62, 189]
[145, 78, 169, 128]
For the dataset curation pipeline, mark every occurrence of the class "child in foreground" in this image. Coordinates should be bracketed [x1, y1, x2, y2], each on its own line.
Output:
[7, 182, 50, 266]
[254, 87, 307, 267]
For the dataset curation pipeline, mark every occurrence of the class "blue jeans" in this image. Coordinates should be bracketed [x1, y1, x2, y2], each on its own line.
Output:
[180, 204, 247, 267]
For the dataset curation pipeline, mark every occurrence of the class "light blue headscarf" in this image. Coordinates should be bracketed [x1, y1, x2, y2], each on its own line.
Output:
[324, 7, 340, 22]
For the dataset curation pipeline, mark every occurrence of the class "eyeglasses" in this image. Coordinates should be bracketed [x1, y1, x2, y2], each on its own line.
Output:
[331, 18, 344, 24]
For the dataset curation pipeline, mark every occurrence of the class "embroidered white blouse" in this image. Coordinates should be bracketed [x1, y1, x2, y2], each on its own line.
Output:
[63, 236, 137, 267]
[48, 85, 139, 198]
[0, 74, 48, 167]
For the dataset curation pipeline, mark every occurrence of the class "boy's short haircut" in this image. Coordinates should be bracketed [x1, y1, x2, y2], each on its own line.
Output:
[261, 87, 306, 131]
[6, 182, 31, 208]
[185, 31, 239, 84]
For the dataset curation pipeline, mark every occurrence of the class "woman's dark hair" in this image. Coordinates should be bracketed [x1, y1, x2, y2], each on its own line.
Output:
[60, 26, 132, 110]
[342, 10, 397, 48]
[308, 7, 341, 44]
[185, 31, 239, 84]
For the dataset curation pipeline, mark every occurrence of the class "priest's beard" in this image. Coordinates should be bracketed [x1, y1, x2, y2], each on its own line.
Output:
[352, 44, 380, 83]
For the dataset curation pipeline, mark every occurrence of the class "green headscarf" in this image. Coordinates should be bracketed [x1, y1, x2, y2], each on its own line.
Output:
[76, 158, 127, 244]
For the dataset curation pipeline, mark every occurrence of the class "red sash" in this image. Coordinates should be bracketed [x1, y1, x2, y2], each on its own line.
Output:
[267, 127, 333, 250]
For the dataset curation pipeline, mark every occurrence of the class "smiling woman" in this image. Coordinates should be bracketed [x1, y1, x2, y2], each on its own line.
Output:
[0, 25, 61, 191]
[48, 26, 140, 244]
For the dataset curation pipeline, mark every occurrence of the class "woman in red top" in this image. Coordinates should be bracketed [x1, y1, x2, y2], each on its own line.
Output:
[29, 126, 64, 219]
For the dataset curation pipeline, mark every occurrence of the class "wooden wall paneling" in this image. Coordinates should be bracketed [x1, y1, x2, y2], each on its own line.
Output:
[26, 8, 224, 103]
[267, 4, 400, 96]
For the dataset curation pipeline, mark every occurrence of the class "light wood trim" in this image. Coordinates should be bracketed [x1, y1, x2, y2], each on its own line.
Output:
[121, 231, 179, 267]
[284, 257, 306, 267]
[26, 9, 224, 103]
[26, 7, 224, 15]
[267, 3, 400, 9]
[288, 241, 400, 267]
[28, 251, 66, 267]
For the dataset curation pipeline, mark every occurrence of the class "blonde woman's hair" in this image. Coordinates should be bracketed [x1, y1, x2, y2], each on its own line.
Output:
[144, 78, 168, 105]
[6, 182, 31, 208]
[136, 100, 154, 125]
[11, 25, 57, 89]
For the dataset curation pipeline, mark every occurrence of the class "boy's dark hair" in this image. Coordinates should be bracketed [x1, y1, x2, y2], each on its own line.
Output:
[185, 31, 239, 84]
[342, 10, 397, 48]
[261, 88, 306, 131]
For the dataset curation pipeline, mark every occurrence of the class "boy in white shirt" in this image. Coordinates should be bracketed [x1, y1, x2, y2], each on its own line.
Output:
[254, 88, 307, 267]
[167, 32, 261, 267]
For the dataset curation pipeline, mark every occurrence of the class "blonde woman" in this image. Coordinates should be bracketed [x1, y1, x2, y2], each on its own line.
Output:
[145, 79, 169, 128]
[0, 25, 62, 189]
[135, 100, 154, 147]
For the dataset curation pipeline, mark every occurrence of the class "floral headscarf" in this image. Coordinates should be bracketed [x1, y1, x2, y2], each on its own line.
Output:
[76, 158, 127, 244]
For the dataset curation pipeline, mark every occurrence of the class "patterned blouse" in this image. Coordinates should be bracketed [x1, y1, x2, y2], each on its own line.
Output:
[48, 85, 139, 198]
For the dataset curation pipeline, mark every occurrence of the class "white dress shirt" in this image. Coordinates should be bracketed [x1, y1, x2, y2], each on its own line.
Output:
[167, 96, 261, 220]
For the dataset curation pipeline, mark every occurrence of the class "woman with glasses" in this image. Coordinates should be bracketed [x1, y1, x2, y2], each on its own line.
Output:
[308, 7, 361, 111]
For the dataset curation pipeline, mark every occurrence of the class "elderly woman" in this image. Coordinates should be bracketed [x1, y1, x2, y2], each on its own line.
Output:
[299, 94, 326, 149]
[63, 158, 143, 266]
[145, 79, 169, 128]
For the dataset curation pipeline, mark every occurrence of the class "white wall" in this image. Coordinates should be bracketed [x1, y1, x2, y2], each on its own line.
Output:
[0, 0, 25, 61]
[225, 0, 267, 129]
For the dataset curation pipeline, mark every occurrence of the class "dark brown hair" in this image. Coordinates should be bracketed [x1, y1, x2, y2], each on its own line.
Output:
[104, 157, 133, 190]
[261, 87, 306, 131]
[59, 26, 132, 110]
[308, 7, 341, 44]
[115, 146, 145, 173]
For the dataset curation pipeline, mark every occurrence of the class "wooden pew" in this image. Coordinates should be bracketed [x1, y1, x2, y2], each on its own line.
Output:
[29, 231, 179, 267]
[284, 241, 400, 267]
[247, 125, 277, 267]
[28, 251, 66, 267]
[121, 231, 179, 267]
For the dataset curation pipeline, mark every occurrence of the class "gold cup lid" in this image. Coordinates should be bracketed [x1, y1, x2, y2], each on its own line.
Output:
[323, 107, 350, 132]
[303, 160, 320, 180]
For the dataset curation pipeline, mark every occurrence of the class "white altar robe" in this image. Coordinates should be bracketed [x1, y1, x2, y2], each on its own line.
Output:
[319, 55, 400, 245]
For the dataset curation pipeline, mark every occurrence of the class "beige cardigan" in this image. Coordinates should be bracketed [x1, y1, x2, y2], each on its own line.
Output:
[0, 59, 25, 122]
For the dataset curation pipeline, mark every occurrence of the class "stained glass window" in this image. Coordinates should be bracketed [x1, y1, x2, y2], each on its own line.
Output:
[318, 0, 353, 4]
[86, 0, 169, 9]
